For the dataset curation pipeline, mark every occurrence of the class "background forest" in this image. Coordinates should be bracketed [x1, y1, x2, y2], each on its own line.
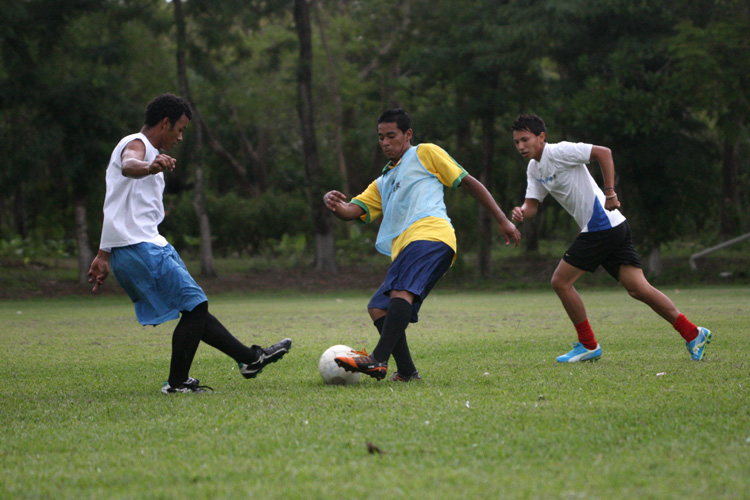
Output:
[1, 0, 748, 285]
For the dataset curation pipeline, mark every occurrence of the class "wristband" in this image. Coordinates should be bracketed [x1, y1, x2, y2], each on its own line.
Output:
[606, 193, 617, 199]
[604, 187, 615, 191]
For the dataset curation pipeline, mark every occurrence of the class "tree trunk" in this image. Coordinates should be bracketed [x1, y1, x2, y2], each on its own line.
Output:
[229, 105, 268, 194]
[14, 186, 27, 238]
[646, 245, 663, 276]
[73, 197, 94, 285]
[523, 206, 540, 253]
[720, 136, 740, 237]
[191, 117, 216, 278]
[477, 113, 494, 277]
[313, 0, 350, 195]
[455, 89, 472, 162]
[174, 0, 216, 277]
[294, 0, 336, 272]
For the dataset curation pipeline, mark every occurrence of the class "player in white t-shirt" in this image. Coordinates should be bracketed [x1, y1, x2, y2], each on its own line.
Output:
[87, 94, 291, 393]
[510, 114, 712, 363]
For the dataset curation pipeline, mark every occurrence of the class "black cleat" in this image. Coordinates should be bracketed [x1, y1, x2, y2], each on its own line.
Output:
[161, 377, 213, 394]
[389, 370, 422, 382]
[239, 338, 293, 379]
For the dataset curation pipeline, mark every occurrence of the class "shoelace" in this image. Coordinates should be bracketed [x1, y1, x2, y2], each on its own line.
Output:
[352, 349, 369, 356]
[183, 379, 214, 392]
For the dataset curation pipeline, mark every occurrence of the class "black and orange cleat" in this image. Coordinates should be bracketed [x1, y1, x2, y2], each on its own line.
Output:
[334, 352, 387, 380]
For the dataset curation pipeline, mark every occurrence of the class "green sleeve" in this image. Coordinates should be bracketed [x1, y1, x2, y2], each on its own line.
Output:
[351, 199, 370, 224]
[452, 169, 468, 189]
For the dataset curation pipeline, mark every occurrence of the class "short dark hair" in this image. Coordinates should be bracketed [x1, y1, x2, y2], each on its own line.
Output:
[377, 108, 411, 134]
[144, 93, 192, 128]
[512, 113, 546, 136]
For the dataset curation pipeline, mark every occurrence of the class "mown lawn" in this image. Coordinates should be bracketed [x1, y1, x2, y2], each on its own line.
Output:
[1, 286, 748, 499]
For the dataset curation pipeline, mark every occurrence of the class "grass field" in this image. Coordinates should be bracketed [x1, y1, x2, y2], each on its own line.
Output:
[1, 286, 749, 499]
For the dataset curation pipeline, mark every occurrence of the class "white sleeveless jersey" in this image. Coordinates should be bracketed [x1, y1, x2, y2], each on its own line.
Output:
[525, 141, 626, 232]
[99, 133, 168, 251]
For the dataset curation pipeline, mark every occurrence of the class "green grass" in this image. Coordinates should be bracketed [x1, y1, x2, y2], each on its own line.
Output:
[2, 287, 749, 499]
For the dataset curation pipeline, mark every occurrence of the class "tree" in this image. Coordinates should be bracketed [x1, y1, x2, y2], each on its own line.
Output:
[173, 0, 216, 277]
[313, 1, 350, 195]
[545, 0, 717, 270]
[667, 1, 750, 236]
[0, 0, 174, 282]
[402, 0, 547, 275]
[293, 0, 336, 272]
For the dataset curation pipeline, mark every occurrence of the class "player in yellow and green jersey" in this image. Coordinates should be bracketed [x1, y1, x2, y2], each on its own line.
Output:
[323, 108, 521, 381]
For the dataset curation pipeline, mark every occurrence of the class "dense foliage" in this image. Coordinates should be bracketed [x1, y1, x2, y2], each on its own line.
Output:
[1, 0, 748, 274]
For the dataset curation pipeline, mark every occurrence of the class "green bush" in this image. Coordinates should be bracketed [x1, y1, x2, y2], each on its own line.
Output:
[0, 236, 72, 266]
[160, 191, 311, 256]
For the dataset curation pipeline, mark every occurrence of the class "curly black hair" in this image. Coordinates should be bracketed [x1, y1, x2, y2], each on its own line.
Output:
[144, 93, 193, 128]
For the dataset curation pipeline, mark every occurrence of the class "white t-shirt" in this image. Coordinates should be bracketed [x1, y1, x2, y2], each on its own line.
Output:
[525, 141, 626, 232]
[99, 133, 168, 252]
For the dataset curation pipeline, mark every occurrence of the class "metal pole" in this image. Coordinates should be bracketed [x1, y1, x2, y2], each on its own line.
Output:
[689, 232, 750, 270]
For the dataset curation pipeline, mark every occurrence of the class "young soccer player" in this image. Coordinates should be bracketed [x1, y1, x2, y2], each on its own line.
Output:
[87, 93, 291, 393]
[323, 108, 521, 381]
[510, 113, 712, 362]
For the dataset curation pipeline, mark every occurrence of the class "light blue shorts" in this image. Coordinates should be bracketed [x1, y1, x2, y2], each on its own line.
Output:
[110, 242, 207, 326]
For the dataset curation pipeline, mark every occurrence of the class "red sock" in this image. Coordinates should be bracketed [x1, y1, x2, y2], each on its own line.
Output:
[673, 314, 698, 342]
[574, 319, 598, 350]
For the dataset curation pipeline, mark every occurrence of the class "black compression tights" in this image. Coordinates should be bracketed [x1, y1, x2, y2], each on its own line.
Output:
[168, 301, 258, 386]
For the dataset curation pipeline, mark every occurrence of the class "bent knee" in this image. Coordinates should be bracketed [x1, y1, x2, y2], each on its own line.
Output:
[626, 288, 644, 301]
[368, 307, 386, 321]
[622, 282, 653, 302]
[550, 275, 571, 292]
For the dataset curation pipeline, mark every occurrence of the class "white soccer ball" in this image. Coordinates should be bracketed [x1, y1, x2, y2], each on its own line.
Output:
[318, 345, 362, 385]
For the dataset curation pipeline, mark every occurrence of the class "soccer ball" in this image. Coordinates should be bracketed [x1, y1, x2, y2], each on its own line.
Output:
[318, 345, 362, 385]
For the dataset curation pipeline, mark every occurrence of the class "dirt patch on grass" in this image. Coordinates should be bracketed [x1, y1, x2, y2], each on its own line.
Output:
[2, 254, 747, 301]
[1, 264, 389, 300]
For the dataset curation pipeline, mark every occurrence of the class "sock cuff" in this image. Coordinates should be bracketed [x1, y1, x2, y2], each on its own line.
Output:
[574, 318, 591, 330]
[672, 313, 687, 328]
[389, 297, 412, 310]
[673, 313, 698, 341]
[573, 318, 597, 350]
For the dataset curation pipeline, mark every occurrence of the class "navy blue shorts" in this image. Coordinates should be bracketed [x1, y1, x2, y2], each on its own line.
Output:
[563, 221, 642, 280]
[110, 242, 208, 326]
[367, 240, 455, 323]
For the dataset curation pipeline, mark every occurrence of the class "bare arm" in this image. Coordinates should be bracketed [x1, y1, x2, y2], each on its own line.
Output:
[323, 190, 366, 221]
[121, 139, 176, 179]
[510, 198, 540, 223]
[460, 174, 521, 247]
[590, 145, 621, 211]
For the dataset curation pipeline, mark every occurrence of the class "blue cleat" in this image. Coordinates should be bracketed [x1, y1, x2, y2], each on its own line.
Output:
[556, 342, 602, 363]
[687, 327, 712, 361]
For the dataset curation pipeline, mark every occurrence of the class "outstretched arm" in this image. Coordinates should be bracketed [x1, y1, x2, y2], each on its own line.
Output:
[323, 190, 366, 221]
[590, 145, 621, 211]
[510, 198, 540, 223]
[460, 174, 521, 247]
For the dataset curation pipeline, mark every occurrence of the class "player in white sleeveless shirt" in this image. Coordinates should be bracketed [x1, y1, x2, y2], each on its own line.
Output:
[87, 94, 291, 393]
[510, 114, 711, 363]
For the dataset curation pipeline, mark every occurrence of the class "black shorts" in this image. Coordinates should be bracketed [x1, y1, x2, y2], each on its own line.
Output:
[562, 221, 642, 280]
